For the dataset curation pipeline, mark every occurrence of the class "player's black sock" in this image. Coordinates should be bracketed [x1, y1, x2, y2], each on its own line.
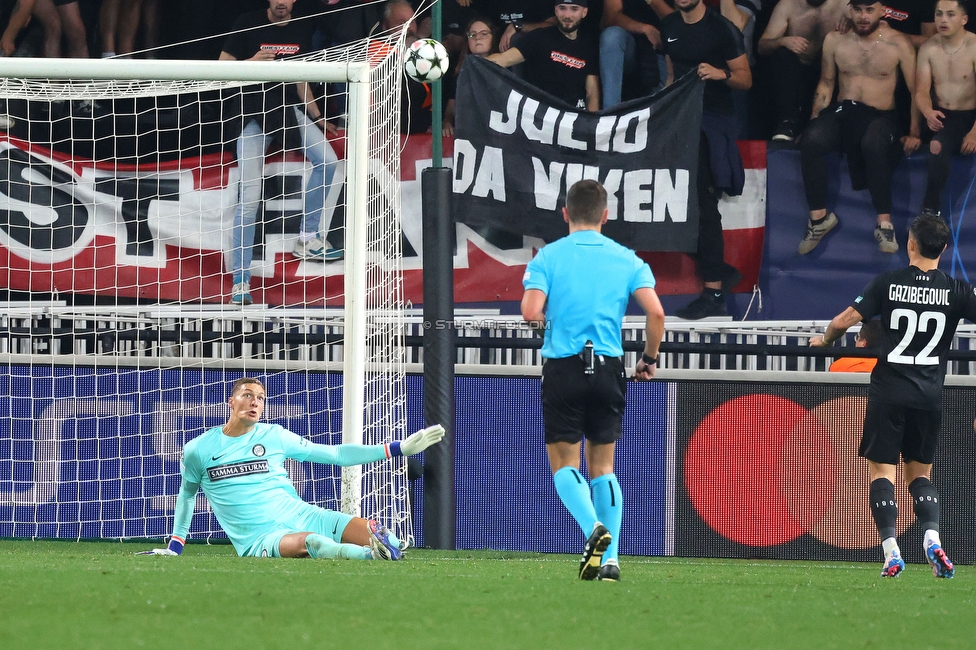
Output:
[909, 477, 940, 532]
[869, 478, 898, 540]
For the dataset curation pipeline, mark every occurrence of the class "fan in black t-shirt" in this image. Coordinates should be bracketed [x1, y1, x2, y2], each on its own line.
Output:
[219, 0, 342, 306]
[811, 212, 976, 580]
[657, 0, 751, 321]
[221, 4, 320, 131]
[882, 0, 936, 46]
[488, 0, 600, 110]
[660, 3, 746, 116]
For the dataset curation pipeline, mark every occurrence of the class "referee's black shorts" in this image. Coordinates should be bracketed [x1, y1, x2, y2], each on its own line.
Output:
[859, 399, 941, 465]
[541, 354, 626, 445]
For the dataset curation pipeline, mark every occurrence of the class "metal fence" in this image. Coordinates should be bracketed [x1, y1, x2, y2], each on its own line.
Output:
[2, 303, 975, 374]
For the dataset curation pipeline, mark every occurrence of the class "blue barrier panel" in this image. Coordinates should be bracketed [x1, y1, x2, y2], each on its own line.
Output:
[4, 366, 973, 565]
[432, 375, 672, 556]
[763, 149, 976, 319]
[0, 366, 344, 541]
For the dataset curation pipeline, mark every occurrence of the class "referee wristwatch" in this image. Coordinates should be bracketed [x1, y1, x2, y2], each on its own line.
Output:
[641, 353, 658, 366]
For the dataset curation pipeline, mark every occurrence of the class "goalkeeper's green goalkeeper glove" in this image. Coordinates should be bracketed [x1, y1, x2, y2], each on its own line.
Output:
[390, 424, 445, 457]
[136, 535, 184, 556]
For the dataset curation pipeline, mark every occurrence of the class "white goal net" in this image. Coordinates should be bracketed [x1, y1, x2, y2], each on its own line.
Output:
[0, 35, 413, 545]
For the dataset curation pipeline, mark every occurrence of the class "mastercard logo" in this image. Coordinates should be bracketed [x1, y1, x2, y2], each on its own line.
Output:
[684, 394, 912, 549]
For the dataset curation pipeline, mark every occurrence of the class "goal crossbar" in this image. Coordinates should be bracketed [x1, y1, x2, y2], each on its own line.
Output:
[0, 58, 372, 85]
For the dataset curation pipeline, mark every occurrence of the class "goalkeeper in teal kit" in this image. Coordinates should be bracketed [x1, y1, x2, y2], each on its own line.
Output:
[142, 378, 445, 560]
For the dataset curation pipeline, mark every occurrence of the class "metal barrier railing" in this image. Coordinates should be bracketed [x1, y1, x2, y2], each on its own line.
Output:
[1, 304, 974, 375]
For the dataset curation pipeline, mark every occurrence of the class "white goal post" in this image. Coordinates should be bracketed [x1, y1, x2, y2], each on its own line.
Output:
[0, 42, 412, 544]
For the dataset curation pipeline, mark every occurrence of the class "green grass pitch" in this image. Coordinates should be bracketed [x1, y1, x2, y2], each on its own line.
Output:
[0, 540, 972, 649]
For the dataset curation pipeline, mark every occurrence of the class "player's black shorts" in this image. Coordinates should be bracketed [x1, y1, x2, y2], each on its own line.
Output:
[859, 399, 941, 465]
[930, 107, 976, 155]
[541, 354, 626, 445]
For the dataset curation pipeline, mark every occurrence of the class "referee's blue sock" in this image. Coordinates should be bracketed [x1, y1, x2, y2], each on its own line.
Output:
[591, 473, 622, 563]
[553, 467, 598, 536]
[305, 533, 370, 560]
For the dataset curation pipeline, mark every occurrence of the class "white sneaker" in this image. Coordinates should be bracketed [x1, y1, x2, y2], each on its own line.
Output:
[797, 212, 839, 254]
[874, 223, 898, 253]
[293, 237, 343, 262]
[0, 114, 14, 130]
[230, 282, 252, 305]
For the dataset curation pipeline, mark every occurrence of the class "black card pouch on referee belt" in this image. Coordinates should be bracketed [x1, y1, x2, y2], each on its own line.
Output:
[582, 340, 595, 375]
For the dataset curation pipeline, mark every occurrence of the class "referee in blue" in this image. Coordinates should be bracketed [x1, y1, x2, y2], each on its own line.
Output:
[521, 179, 666, 581]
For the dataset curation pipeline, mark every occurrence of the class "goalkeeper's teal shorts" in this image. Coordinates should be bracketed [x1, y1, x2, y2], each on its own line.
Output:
[242, 508, 355, 558]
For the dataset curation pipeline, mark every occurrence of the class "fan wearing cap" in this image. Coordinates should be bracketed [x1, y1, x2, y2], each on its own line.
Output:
[488, 0, 600, 111]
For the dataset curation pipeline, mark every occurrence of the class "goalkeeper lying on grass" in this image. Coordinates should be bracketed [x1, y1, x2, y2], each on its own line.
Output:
[141, 377, 444, 560]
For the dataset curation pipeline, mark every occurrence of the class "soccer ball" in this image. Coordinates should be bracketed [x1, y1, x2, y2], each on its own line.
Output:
[403, 39, 450, 83]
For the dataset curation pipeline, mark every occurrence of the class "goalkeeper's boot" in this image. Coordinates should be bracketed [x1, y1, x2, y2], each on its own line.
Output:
[367, 519, 403, 561]
[881, 551, 905, 578]
[579, 522, 611, 580]
[926, 543, 954, 579]
[598, 560, 620, 582]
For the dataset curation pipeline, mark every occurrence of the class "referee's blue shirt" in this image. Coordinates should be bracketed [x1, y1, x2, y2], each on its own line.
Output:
[523, 229, 656, 359]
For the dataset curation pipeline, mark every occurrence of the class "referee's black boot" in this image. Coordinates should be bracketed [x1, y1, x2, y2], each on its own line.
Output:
[598, 561, 621, 582]
[579, 523, 611, 580]
[675, 290, 727, 320]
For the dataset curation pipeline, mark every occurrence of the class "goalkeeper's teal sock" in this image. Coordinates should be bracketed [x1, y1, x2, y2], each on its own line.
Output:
[591, 473, 622, 563]
[553, 467, 598, 535]
[305, 533, 370, 560]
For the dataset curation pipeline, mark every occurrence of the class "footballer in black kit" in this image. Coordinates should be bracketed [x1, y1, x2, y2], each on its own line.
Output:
[812, 212, 976, 579]
[855, 267, 976, 411]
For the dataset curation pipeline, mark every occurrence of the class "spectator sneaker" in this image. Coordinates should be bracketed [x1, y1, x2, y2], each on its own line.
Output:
[772, 119, 798, 143]
[675, 291, 727, 320]
[230, 282, 252, 306]
[367, 519, 403, 561]
[881, 551, 905, 578]
[294, 237, 343, 262]
[874, 223, 898, 253]
[797, 212, 839, 254]
[579, 522, 612, 580]
[598, 560, 621, 582]
[926, 543, 954, 578]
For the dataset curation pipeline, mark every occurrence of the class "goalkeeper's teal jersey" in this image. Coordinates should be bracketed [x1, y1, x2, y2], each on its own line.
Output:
[180, 423, 324, 554]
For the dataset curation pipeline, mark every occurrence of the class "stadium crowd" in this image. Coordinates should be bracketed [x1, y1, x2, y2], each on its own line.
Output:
[0, 0, 955, 140]
[3, 0, 974, 317]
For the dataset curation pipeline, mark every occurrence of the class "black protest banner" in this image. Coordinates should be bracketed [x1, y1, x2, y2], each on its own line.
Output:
[453, 56, 704, 252]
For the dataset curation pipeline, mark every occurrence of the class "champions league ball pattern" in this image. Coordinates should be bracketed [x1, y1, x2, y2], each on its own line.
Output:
[403, 39, 450, 83]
